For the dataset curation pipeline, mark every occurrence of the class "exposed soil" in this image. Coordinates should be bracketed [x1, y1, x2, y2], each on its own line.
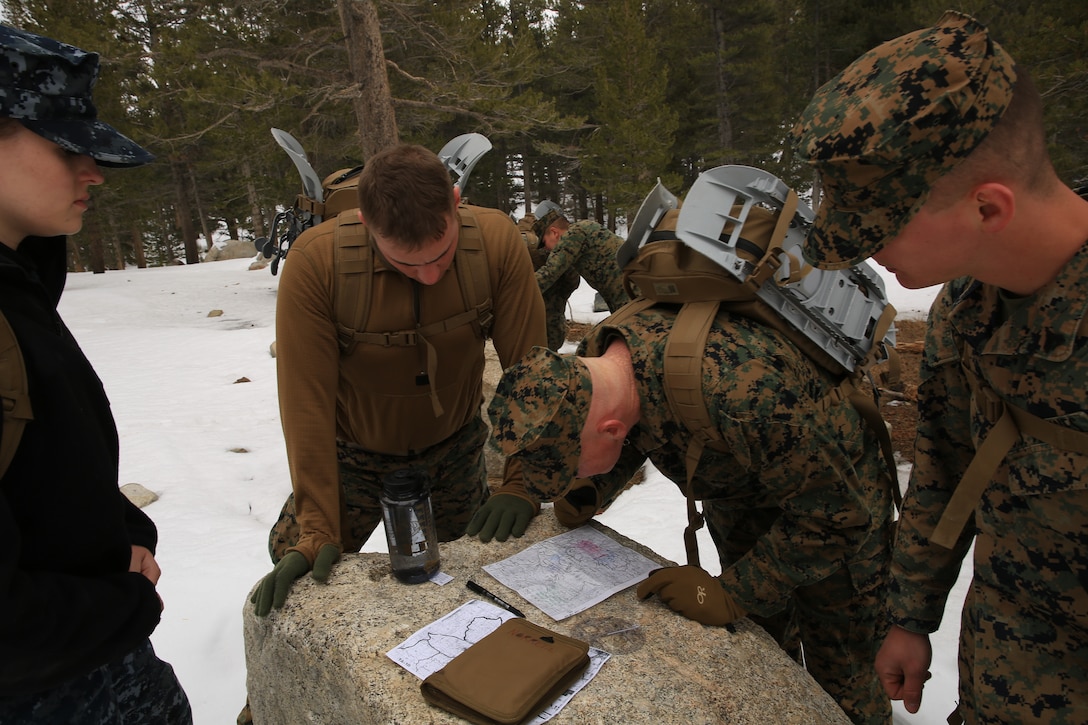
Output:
[565, 317, 923, 463]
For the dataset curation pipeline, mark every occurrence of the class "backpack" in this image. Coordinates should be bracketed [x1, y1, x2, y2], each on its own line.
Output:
[258, 131, 498, 417]
[0, 312, 31, 480]
[329, 205, 494, 418]
[611, 165, 901, 566]
[257, 130, 493, 275]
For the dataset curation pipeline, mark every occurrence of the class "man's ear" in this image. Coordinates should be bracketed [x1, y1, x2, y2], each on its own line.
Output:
[974, 182, 1015, 233]
[357, 210, 365, 225]
[453, 185, 462, 206]
[599, 418, 629, 442]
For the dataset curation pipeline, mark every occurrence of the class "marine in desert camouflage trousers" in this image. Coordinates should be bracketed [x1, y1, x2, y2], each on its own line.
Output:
[0, 640, 191, 725]
[268, 415, 491, 562]
[705, 503, 893, 725]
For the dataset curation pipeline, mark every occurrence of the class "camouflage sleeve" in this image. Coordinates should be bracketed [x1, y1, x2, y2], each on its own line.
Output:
[534, 230, 585, 294]
[887, 283, 976, 633]
[700, 322, 892, 615]
[716, 402, 886, 615]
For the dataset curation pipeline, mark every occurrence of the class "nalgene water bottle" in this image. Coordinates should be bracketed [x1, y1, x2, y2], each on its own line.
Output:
[380, 469, 440, 583]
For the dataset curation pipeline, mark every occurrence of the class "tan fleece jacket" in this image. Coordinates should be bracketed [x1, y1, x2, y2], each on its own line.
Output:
[275, 205, 546, 562]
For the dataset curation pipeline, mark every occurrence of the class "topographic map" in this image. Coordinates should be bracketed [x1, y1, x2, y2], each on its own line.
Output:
[483, 526, 658, 620]
[387, 599, 610, 723]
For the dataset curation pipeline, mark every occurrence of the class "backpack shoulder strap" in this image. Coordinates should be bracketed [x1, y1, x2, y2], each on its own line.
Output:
[663, 300, 722, 568]
[0, 311, 31, 479]
[333, 210, 372, 354]
[450, 206, 493, 338]
[930, 355, 1088, 548]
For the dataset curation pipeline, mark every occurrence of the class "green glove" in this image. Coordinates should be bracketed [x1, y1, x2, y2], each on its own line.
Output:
[636, 565, 746, 626]
[553, 480, 601, 528]
[251, 544, 340, 617]
[466, 493, 536, 543]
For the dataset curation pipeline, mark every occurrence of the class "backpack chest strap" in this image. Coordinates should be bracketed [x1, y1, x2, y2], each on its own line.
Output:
[931, 363, 1088, 548]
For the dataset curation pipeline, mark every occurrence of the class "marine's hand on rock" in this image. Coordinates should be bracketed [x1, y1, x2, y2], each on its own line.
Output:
[636, 565, 745, 626]
[466, 493, 536, 542]
[251, 544, 340, 616]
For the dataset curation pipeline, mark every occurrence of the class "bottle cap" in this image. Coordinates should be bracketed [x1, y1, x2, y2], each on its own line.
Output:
[382, 469, 427, 501]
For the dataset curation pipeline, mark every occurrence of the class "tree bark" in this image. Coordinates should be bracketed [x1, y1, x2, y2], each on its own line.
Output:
[171, 160, 201, 265]
[337, 0, 399, 159]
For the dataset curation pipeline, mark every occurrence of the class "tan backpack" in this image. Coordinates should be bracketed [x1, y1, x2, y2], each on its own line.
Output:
[610, 165, 901, 566]
[0, 312, 31, 480]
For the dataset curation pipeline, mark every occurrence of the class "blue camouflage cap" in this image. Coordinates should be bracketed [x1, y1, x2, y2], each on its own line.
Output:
[0, 25, 154, 167]
[487, 347, 592, 502]
[791, 11, 1015, 269]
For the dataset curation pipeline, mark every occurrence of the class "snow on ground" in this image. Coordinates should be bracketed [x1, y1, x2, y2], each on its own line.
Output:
[56, 257, 959, 723]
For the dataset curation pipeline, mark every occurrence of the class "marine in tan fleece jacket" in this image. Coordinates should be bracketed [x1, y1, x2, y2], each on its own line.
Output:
[251, 144, 546, 617]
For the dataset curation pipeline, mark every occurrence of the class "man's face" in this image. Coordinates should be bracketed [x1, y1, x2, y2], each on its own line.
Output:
[367, 210, 459, 285]
[543, 225, 563, 251]
[871, 199, 979, 290]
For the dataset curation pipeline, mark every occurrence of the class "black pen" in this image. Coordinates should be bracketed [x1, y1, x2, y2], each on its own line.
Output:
[466, 579, 526, 618]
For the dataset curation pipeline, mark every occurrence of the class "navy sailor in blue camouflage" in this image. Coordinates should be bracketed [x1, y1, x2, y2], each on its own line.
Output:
[487, 304, 896, 724]
[0, 23, 190, 724]
[793, 10, 1088, 724]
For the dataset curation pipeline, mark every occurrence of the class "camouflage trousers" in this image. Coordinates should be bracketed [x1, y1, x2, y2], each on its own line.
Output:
[0, 639, 191, 724]
[268, 415, 491, 562]
[948, 534, 1088, 725]
[705, 504, 893, 725]
[542, 270, 579, 350]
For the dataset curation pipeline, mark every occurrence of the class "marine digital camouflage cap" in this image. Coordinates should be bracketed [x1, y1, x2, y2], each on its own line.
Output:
[531, 200, 566, 238]
[792, 11, 1015, 269]
[0, 25, 154, 167]
[487, 347, 592, 502]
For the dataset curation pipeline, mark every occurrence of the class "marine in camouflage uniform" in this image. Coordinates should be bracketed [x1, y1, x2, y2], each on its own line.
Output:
[519, 213, 581, 350]
[486, 304, 896, 724]
[534, 208, 630, 314]
[793, 11, 1088, 724]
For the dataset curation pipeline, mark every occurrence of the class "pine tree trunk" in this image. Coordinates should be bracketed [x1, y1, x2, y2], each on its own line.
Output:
[337, 0, 399, 159]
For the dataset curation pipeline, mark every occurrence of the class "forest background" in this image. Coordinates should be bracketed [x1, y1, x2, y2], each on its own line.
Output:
[1, 0, 1085, 273]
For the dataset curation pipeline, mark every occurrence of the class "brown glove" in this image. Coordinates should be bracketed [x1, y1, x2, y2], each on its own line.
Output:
[553, 479, 601, 528]
[636, 565, 746, 626]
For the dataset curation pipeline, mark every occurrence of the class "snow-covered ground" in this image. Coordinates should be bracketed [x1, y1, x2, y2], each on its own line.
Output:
[56, 256, 960, 723]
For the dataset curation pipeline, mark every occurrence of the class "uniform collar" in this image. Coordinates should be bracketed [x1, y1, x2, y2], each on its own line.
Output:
[950, 240, 1088, 361]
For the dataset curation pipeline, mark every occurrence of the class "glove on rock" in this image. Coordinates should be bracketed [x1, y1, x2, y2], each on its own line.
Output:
[636, 565, 745, 626]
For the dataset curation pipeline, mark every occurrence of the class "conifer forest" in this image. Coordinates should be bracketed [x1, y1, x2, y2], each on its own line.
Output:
[2, 0, 1085, 272]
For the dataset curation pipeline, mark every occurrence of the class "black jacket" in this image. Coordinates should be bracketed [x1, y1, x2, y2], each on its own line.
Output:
[0, 236, 161, 697]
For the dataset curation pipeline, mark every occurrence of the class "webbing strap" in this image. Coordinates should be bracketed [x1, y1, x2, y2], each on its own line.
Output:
[747, 189, 799, 288]
[930, 400, 1088, 548]
[662, 301, 722, 568]
[0, 312, 31, 480]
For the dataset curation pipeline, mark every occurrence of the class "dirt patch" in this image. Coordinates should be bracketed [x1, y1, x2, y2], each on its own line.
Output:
[564, 317, 923, 463]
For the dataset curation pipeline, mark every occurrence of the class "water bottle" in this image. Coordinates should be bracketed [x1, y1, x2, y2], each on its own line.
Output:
[380, 469, 440, 583]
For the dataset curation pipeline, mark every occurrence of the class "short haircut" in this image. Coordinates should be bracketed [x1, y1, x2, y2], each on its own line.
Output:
[930, 66, 1057, 206]
[356, 144, 456, 250]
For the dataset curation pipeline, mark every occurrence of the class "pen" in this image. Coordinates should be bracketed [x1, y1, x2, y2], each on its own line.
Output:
[466, 579, 526, 618]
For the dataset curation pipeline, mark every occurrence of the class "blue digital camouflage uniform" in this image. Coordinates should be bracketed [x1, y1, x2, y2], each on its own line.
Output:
[492, 305, 896, 724]
[534, 220, 630, 313]
[889, 247, 1088, 724]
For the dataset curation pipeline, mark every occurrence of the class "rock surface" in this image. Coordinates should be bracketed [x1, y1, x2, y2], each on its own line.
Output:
[243, 517, 850, 724]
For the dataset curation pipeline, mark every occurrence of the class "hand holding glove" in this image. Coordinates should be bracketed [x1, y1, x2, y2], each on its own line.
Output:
[251, 543, 340, 617]
[636, 565, 746, 626]
[553, 479, 601, 529]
